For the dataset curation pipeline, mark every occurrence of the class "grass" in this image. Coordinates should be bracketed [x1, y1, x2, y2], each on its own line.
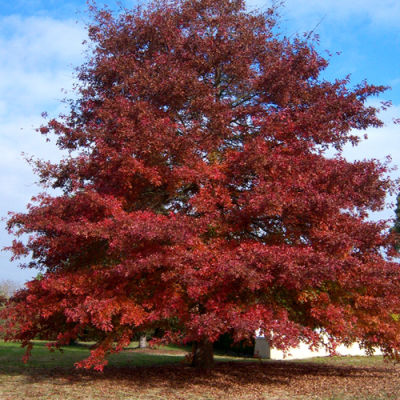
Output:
[0, 340, 399, 400]
[0, 340, 186, 370]
[298, 354, 387, 367]
[0, 340, 252, 371]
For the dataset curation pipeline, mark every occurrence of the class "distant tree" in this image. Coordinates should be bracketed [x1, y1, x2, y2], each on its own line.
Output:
[0, 280, 20, 299]
[2, 0, 400, 371]
[0, 280, 20, 318]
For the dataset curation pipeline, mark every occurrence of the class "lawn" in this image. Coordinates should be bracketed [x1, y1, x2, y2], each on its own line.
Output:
[0, 340, 399, 400]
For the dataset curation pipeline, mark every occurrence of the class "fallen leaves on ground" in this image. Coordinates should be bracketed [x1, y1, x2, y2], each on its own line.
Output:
[1, 358, 400, 400]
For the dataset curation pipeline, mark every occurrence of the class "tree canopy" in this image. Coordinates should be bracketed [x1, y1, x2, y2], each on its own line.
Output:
[2, 0, 400, 370]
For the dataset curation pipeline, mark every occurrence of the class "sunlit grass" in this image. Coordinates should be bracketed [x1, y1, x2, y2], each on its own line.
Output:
[0, 340, 186, 370]
[298, 354, 387, 367]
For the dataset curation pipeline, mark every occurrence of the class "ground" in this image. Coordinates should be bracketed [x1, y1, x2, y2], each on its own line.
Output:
[0, 341, 399, 399]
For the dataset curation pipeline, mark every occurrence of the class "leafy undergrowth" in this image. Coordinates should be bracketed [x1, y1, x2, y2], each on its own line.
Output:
[0, 341, 399, 400]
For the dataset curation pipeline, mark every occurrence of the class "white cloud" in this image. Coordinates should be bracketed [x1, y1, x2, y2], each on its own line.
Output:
[0, 15, 86, 282]
[339, 104, 400, 221]
[342, 104, 400, 166]
[0, 15, 86, 207]
[247, 0, 400, 28]
[0, 15, 86, 117]
[0, 15, 85, 62]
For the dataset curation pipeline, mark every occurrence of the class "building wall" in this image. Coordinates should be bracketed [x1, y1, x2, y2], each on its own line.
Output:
[270, 341, 382, 360]
[254, 337, 382, 360]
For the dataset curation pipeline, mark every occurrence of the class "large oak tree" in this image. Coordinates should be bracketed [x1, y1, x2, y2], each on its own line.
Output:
[2, 0, 400, 370]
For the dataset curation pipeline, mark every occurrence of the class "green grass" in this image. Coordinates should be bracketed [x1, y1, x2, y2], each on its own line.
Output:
[0, 340, 187, 371]
[0, 340, 259, 372]
[298, 354, 389, 367]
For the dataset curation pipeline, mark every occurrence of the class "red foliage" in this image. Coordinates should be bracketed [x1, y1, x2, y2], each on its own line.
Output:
[2, 0, 400, 369]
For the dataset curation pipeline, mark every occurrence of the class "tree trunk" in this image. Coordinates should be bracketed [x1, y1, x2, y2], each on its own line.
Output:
[139, 334, 147, 348]
[191, 339, 214, 370]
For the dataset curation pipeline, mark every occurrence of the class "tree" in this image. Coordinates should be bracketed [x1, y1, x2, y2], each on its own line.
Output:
[2, 0, 400, 371]
[0, 280, 20, 331]
[0, 280, 20, 299]
[0, 280, 20, 309]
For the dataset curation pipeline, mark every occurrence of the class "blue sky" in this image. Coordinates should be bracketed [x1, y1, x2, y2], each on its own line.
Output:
[1, 0, 400, 283]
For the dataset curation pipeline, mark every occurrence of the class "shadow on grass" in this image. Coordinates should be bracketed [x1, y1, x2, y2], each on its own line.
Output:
[0, 356, 397, 393]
